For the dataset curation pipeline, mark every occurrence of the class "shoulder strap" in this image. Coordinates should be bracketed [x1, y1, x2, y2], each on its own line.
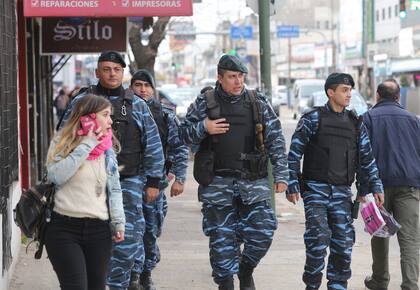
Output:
[247, 90, 266, 152]
[247, 89, 262, 124]
[204, 89, 220, 119]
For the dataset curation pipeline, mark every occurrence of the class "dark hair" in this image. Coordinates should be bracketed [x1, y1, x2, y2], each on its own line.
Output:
[217, 67, 227, 77]
[377, 79, 400, 100]
[325, 84, 340, 96]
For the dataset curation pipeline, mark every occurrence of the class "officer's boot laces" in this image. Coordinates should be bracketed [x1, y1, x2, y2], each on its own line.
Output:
[238, 261, 256, 290]
[139, 271, 156, 290]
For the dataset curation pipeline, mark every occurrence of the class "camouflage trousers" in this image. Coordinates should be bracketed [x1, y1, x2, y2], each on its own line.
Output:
[132, 190, 166, 275]
[202, 184, 277, 284]
[107, 176, 146, 290]
[302, 183, 355, 290]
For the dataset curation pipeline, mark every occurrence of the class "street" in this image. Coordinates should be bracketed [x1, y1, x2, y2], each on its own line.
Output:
[9, 108, 403, 290]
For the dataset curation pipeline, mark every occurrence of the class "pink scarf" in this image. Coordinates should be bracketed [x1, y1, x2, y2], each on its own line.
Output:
[87, 130, 113, 160]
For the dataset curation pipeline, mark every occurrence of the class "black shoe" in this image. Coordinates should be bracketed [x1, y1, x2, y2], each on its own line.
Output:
[238, 261, 256, 290]
[140, 271, 156, 290]
[128, 272, 141, 290]
[218, 277, 234, 290]
[364, 276, 387, 290]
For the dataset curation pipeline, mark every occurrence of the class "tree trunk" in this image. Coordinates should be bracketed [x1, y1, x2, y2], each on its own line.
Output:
[129, 17, 170, 77]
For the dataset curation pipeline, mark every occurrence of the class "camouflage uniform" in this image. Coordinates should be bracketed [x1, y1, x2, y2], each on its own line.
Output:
[132, 98, 189, 276]
[287, 103, 383, 290]
[179, 86, 288, 284]
[59, 86, 165, 290]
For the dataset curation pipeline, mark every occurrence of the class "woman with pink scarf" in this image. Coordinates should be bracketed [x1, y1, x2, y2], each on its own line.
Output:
[45, 94, 125, 290]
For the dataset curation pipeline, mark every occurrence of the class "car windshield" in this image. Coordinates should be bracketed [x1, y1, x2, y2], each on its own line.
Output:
[300, 84, 324, 98]
[312, 90, 368, 115]
[161, 87, 200, 105]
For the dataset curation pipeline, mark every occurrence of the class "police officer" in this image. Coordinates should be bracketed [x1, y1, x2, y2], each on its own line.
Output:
[286, 73, 385, 290]
[59, 51, 165, 290]
[128, 69, 189, 290]
[179, 55, 289, 290]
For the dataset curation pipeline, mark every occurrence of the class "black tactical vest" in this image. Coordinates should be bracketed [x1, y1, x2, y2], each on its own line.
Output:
[87, 86, 143, 177]
[212, 94, 255, 173]
[149, 101, 169, 157]
[198, 89, 268, 180]
[303, 107, 359, 185]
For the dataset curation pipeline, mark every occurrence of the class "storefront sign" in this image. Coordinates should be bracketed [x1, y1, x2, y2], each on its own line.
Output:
[41, 18, 127, 54]
[25, 0, 193, 17]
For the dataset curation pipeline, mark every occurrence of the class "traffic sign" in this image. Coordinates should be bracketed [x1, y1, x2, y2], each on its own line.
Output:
[277, 25, 300, 38]
[230, 26, 254, 40]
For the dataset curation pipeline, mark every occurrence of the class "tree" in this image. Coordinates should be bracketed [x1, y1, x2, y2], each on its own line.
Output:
[129, 17, 171, 77]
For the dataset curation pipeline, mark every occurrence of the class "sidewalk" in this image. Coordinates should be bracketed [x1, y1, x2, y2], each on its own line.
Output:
[9, 112, 405, 289]
[9, 163, 403, 290]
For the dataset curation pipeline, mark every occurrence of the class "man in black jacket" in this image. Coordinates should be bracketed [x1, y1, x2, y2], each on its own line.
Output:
[363, 79, 420, 290]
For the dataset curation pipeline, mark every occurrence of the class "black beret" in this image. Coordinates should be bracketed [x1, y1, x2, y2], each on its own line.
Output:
[131, 69, 155, 89]
[218, 55, 248, 73]
[325, 73, 355, 92]
[98, 51, 126, 68]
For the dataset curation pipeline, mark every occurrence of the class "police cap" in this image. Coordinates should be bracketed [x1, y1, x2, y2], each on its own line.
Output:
[98, 51, 126, 68]
[325, 73, 355, 93]
[217, 55, 248, 74]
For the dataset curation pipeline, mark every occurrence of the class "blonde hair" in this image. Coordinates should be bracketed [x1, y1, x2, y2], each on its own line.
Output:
[48, 94, 120, 162]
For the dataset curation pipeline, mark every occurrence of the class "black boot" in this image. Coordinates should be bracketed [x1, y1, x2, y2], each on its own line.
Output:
[128, 272, 141, 290]
[218, 276, 234, 290]
[238, 261, 256, 290]
[156, 244, 161, 264]
[139, 271, 156, 290]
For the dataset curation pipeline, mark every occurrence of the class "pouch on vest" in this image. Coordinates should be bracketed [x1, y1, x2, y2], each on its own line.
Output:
[245, 151, 268, 180]
[193, 149, 215, 187]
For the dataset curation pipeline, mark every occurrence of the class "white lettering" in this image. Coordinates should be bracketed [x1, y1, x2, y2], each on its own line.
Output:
[52, 19, 113, 41]
[131, 1, 181, 8]
[102, 25, 112, 40]
[53, 20, 77, 41]
[40, 1, 99, 8]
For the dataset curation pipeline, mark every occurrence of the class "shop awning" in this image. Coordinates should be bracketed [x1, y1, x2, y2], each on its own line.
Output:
[391, 57, 420, 73]
[24, 0, 193, 17]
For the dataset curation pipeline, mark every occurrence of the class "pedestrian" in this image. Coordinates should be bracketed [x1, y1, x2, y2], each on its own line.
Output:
[179, 54, 289, 290]
[128, 69, 189, 290]
[58, 51, 165, 290]
[45, 94, 125, 290]
[53, 86, 70, 119]
[286, 72, 385, 290]
[363, 79, 420, 290]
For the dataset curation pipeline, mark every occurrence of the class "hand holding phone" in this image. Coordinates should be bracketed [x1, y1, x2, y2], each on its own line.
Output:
[77, 113, 99, 136]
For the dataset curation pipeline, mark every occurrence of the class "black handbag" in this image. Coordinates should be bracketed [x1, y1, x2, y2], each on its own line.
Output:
[13, 178, 55, 259]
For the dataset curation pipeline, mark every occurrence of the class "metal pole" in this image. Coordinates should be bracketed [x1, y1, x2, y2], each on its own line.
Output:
[258, 0, 275, 211]
[288, 37, 291, 87]
[259, 0, 272, 101]
[330, 0, 336, 71]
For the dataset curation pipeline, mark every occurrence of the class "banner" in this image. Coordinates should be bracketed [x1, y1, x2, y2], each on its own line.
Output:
[41, 18, 127, 54]
[25, 0, 193, 17]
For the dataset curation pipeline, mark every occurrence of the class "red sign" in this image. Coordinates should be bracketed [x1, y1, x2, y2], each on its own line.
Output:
[25, 0, 193, 17]
[41, 18, 127, 54]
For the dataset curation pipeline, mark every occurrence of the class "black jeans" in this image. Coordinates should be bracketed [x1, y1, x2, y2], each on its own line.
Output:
[45, 212, 112, 290]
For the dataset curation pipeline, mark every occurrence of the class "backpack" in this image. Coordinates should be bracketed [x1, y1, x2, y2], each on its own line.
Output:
[13, 178, 55, 259]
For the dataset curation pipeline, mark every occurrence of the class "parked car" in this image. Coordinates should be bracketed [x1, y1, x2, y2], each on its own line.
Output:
[157, 90, 177, 111]
[303, 90, 369, 116]
[292, 79, 325, 119]
[271, 85, 288, 114]
[159, 87, 201, 120]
